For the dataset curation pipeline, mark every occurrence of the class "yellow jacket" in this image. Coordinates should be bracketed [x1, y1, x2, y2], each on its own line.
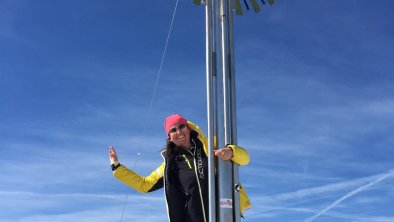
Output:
[113, 121, 251, 215]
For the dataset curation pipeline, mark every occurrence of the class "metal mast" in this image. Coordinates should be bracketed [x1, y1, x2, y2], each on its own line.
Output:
[217, 0, 238, 221]
[206, 0, 238, 221]
[205, 0, 218, 221]
[198, 0, 275, 221]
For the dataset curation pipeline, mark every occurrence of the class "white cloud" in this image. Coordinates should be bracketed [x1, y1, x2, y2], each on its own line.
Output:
[0, 190, 167, 222]
[243, 170, 394, 221]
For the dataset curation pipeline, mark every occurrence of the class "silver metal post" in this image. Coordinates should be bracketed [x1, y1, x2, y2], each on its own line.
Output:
[206, 0, 217, 221]
[206, 0, 239, 221]
[226, 1, 241, 221]
[217, 0, 239, 221]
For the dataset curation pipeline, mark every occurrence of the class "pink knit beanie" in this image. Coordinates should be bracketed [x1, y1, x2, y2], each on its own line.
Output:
[164, 114, 188, 134]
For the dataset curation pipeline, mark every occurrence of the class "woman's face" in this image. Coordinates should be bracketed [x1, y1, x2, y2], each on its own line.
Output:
[168, 123, 191, 147]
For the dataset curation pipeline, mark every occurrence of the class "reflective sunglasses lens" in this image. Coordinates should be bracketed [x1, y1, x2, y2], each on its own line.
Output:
[178, 124, 186, 130]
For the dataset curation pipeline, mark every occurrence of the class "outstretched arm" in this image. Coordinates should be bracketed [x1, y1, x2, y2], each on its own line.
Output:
[108, 146, 164, 193]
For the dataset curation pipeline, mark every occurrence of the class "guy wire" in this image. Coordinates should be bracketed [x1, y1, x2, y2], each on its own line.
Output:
[119, 0, 180, 221]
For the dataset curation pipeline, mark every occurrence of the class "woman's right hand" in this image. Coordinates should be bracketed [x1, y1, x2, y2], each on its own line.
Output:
[109, 145, 119, 164]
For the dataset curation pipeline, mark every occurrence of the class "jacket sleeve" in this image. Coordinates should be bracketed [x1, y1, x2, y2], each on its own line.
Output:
[113, 162, 165, 193]
[227, 144, 250, 166]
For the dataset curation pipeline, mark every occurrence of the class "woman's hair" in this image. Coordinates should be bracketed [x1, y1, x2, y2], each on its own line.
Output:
[164, 138, 176, 159]
[164, 130, 200, 158]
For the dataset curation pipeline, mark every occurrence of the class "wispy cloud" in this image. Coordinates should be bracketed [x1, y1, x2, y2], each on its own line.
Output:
[244, 170, 394, 221]
[0, 190, 166, 222]
[304, 170, 394, 222]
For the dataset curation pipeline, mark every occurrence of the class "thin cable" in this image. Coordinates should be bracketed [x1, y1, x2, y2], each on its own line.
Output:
[118, 0, 180, 221]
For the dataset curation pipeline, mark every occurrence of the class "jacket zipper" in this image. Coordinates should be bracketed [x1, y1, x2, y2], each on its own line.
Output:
[182, 154, 193, 170]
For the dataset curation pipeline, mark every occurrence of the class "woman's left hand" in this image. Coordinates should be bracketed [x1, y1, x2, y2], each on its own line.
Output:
[109, 146, 119, 164]
[214, 147, 233, 161]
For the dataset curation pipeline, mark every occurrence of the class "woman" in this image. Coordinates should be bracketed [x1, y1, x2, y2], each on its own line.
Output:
[109, 114, 251, 222]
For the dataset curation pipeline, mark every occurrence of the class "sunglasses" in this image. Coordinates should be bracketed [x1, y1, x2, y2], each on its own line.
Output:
[169, 124, 187, 134]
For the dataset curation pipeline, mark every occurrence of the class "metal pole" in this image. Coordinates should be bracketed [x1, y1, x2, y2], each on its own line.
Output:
[226, 1, 241, 221]
[206, 0, 217, 221]
[217, 0, 239, 221]
[207, 0, 239, 221]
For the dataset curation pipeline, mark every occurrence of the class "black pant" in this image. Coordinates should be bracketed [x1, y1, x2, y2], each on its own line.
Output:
[167, 184, 207, 222]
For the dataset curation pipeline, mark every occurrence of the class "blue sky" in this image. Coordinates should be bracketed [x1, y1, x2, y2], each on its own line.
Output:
[1, 0, 394, 222]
